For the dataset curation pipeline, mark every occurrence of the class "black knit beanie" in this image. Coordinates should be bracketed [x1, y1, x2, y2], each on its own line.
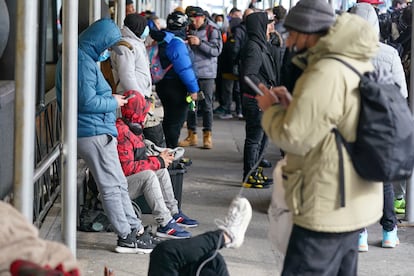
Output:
[124, 13, 147, 37]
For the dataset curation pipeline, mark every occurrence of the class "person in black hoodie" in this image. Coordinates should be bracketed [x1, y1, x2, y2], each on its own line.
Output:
[240, 12, 277, 188]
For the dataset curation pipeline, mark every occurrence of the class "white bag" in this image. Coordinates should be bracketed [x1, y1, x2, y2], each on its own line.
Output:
[268, 158, 292, 256]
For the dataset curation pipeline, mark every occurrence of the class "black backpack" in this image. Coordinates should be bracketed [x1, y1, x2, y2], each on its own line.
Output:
[329, 57, 414, 207]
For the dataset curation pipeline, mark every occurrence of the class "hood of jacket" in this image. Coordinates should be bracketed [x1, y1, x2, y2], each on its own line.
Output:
[349, 3, 380, 35]
[245, 12, 268, 48]
[121, 90, 150, 125]
[79, 18, 121, 61]
[305, 13, 379, 66]
[121, 26, 146, 42]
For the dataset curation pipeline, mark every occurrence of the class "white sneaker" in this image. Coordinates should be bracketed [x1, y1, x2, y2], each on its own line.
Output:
[215, 196, 252, 248]
[219, 114, 233, 120]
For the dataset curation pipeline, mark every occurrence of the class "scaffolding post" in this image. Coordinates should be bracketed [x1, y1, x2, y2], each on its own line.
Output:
[13, 0, 38, 221]
[61, 0, 79, 255]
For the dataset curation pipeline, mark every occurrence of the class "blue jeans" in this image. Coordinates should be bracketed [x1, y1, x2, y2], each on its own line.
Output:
[242, 95, 268, 178]
[187, 79, 215, 132]
[156, 79, 189, 148]
[221, 78, 234, 114]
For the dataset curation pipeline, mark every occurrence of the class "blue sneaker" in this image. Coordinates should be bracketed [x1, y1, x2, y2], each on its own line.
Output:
[173, 210, 199, 228]
[156, 219, 191, 239]
[358, 228, 368, 252]
[382, 226, 399, 248]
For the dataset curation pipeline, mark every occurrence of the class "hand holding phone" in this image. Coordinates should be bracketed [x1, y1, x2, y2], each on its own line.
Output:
[125, 94, 136, 101]
[243, 76, 264, 96]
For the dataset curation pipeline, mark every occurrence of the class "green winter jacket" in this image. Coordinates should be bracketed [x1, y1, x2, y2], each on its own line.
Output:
[262, 13, 383, 232]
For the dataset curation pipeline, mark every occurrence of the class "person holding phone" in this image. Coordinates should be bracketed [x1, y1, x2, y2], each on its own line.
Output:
[239, 12, 278, 189]
[257, 0, 383, 274]
[55, 19, 158, 254]
[116, 90, 199, 239]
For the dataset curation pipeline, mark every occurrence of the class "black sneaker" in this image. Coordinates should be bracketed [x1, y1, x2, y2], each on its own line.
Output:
[242, 172, 269, 189]
[257, 167, 273, 186]
[259, 159, 272, 168]
[143, 225, 162, 245]
[115, 228, 155, 254]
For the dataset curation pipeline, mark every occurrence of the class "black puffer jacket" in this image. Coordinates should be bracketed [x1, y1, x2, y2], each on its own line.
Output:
[240, 12, 277, 96]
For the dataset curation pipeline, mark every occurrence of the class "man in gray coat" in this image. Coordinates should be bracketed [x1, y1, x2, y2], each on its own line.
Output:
[179, 6, 223, 149]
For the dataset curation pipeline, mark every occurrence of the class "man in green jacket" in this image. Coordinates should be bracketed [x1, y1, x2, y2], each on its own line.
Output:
[257, 0, 383, 275]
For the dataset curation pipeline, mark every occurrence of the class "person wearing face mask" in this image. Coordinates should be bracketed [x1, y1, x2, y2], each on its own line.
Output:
[55, 18, 159, 254]
[111, 13, 152, 98]
[256, 0, 383, 274]
[111, 13, 166, 147]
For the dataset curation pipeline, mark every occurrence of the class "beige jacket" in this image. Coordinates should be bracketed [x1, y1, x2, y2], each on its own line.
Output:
[262, 13, 383, 232]
[0, 201, 78, 273]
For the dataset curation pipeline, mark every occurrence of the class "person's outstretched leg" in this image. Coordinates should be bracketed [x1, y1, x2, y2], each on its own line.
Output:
[148, 197, 252, 276]
[148, 230, 225, 276]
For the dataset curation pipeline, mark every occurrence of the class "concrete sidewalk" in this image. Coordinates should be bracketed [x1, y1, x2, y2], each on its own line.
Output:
[40, 115, 414, 276]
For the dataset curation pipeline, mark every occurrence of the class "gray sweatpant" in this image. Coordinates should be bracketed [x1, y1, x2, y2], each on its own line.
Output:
[78, 134, 142, 238]
[127, 168, 179, 227]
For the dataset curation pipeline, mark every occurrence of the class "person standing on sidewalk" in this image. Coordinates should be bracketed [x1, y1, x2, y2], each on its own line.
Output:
[55, 19, 157, 254]
[257, 0, 383, 274]
[110, 13, 166, 147]
[349, 2, 407, 251]
[240, 12, 277, 188]
[152, 11, 200, 149]
[179, 6, 223, 149]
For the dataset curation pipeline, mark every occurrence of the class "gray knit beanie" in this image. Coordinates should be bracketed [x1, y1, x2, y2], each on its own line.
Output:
[284, 0, 335, 33]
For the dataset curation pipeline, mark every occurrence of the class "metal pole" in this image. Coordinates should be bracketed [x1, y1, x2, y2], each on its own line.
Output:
[62, 0, 79, 255]
[14, 0, 38, 221]
[405, 3, 414, 223]
[117, 0, 125, 28]
[89, 0, 101, 24]
[38, 0, 47, 109]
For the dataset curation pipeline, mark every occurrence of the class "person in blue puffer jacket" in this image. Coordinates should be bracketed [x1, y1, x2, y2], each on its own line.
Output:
[152, 11, 200, 148]
[55, 18, 158, 254]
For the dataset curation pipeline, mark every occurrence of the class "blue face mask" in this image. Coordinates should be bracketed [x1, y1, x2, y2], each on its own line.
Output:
[216, 21, 223, 28]
[98, 49, 110, 62]
[140, 26, 150, 40]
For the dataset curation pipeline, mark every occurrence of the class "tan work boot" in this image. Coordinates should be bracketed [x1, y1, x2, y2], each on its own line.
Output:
[178, 130, 198, 147]
[202, 130, 212, 149]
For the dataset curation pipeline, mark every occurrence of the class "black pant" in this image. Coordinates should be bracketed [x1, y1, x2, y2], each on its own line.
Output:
[148, 230, 229, 276]
[282, 225, 359, 276]
[381, 182, 398, 231]
[156, 79, 189, 148]
[242, 95, 267, 178]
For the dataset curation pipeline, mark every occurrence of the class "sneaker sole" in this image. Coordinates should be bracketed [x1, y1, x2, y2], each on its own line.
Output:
[114, 246, 153, 254]
[382, 239, 400, 248]
[176, 222, 199, 228]
[358, 245, 369, 252]
[394, 208, 406, 214]
[242, 183, 269, 189]
[156, 232, 191, 239]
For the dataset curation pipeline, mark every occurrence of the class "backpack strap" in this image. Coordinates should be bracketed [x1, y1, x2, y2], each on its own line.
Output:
[326, 56, 360, 208]
[117, 40, 134, 51]
[325, 56, 363, 78]
[332, 129, 346, 208]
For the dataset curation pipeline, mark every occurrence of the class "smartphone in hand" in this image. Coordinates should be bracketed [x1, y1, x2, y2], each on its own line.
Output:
[125, 94, 136, 101]
[243, 76, 264, 96]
